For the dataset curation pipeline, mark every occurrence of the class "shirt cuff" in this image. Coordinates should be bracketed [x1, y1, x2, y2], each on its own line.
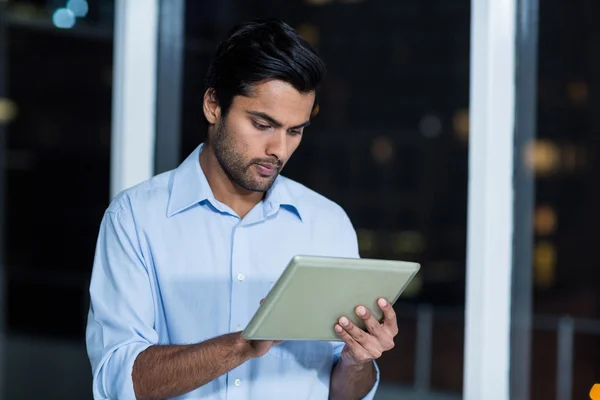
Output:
[360, 359, 381, 400]
[93, 341, 153, 400]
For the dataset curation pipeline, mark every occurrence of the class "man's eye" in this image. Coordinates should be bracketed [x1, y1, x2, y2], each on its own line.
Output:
[289, 129, 302, 136]
[254, 122, 270, 130]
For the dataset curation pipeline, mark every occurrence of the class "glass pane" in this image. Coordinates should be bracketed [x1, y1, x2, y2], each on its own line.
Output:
[532, 1, 600, 398]
[3, 1, 114, 339]
[181, 1, 470, 397]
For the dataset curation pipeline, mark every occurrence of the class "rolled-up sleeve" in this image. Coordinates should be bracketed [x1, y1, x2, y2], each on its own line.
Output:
[86, 202, 158, 399]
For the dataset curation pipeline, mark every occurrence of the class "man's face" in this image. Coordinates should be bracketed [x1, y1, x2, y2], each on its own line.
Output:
[211, 80, 315, 192]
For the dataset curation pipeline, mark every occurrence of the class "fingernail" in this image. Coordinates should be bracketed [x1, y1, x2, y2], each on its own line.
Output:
[340, 317, 349, 327]
[356, 306, 366, 316]
[335, 325, 343, 333]
[378, 298, 387, 307]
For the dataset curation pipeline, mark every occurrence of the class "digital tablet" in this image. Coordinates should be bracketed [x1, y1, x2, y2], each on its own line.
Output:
[241, 255, 420, 341]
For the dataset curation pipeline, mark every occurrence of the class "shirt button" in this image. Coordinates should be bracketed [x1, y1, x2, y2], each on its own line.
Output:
[234, 379, 241, 387]
[237, 273, 245, 281]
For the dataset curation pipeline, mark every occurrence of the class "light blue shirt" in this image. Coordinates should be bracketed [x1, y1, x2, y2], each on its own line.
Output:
[86, 143, 380, 399]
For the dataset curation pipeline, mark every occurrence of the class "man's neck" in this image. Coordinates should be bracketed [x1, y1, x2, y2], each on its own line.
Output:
[199, 144, 264, 219]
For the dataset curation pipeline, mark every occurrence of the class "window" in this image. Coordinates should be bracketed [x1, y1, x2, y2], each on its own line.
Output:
[531, 1, 600, 398]
[2, 0, 114, 340]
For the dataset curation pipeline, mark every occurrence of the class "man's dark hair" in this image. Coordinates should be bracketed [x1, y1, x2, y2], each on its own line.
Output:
[205, 18, 326, 117]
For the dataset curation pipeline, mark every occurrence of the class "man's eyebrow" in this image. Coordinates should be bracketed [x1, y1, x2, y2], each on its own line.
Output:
[290, 120, 311, 130]
[246, 111, 311, 130]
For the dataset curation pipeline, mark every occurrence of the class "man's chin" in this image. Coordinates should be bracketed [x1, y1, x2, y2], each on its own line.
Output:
[258, 178, 279, 193]
[236, 177, 277, 193]
[252, 181, 276, 193]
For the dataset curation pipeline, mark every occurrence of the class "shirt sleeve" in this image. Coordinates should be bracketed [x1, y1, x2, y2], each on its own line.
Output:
[86, 204, 158, 399]
[331, 208, 381, 400]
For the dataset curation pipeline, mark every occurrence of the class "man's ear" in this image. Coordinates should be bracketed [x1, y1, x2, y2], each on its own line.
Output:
[311, 103, 320, 118]
[203, 88, 221, 124]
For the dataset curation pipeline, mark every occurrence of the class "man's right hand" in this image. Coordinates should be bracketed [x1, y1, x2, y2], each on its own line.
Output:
[132, 297, 283, 400]
[239, 297, 283, 358]
[243, 336, 282, 358]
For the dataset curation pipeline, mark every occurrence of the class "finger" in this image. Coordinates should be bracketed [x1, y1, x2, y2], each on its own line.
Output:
[356, 305, 396, 351]
[337, 320, 384, 360]
[378, 298, 398, 335]
[334, 323, 358, 346]
[338, 316, 371, 345]
[355, 305, 382, 335]
[334, 324, 371, 360]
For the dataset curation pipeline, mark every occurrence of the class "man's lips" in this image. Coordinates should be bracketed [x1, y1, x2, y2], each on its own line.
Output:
[254, 163, 279, 176]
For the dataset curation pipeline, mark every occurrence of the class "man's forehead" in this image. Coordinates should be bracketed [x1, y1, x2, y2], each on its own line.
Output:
[232, 81, 315, 123]
[243, 80, 314, 103]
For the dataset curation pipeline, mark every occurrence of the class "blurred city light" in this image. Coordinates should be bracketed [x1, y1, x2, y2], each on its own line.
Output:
[452, 109, 469, 142]
[296, 24, 320, 47]
[392, 231, 426, 254]
[371, 136, 394, 164]
[566, 81, 588, 105]
[525, 139, 560, 176]
[534, 205, 557, 236]
[534, 241, 557, 288]
[403, 274, 422, 297]
[357, 229, 376, 253]
[419, 114, 442, 138]
[52, 8, 76, 29]
[67, 0, 89, 18]
[0, 98, 18, 124]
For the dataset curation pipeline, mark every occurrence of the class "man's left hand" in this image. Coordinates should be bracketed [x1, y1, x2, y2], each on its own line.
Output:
[334, 298, 397, 366]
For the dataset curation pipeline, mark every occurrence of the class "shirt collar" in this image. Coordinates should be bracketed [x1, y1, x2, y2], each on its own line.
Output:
[167, 143, 302, 221]
[263, 174, 303, 221]
[166, 144, 213, 217]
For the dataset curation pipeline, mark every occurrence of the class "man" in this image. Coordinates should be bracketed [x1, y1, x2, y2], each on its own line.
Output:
[86, 18, 398, 400]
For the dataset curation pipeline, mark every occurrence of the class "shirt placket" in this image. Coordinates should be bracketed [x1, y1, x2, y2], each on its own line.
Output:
[225, 222, 251, 400]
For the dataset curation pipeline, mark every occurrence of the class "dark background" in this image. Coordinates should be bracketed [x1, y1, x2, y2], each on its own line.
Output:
[1, 0, 599, 398]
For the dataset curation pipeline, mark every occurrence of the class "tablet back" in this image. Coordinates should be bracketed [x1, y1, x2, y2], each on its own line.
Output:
[242, 255, 420, 341]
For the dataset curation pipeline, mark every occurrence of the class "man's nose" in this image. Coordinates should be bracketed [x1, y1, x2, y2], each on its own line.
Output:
[266, 130, 287, 161]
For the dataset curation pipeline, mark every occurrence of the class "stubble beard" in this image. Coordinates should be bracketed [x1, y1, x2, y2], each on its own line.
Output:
[212, 119, 280, 193]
